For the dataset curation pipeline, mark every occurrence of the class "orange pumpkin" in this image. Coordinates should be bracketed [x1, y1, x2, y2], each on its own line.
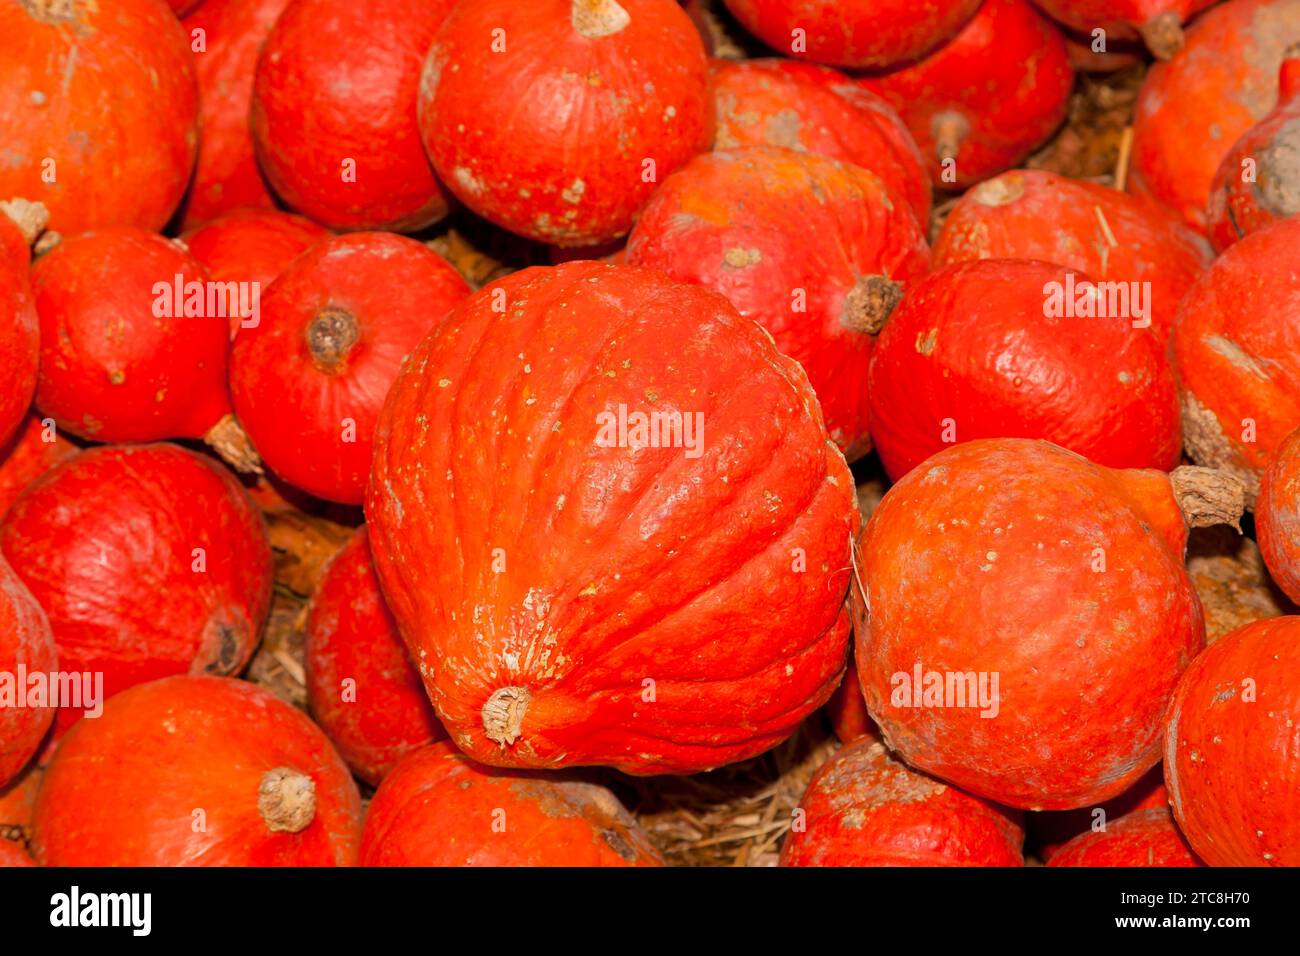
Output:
[1257, 425, 1300, 604]
[1046, 807, 1202, 866]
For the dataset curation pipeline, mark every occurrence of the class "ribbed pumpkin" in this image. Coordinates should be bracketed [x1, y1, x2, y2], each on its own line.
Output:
[1258, 426, 1300, 604]
[1173, 215, 1300, 502]
[0, 553, 56, 788]
[625, 146, 931, 461]
[856, 438, 1242, 810]
[0, 202, 41, 450]
[1205, 47, 1300, 251]
[709, 58, 930, 224]
[0, 414, 77, 518]
[0, 0, 199, 234]
[367, 262, 858, 775]
[180, 0, 295, 229]
[0, 444, 273, 735]
[418, 0, 713, 246]
[306, 528, 445, 786]
[1032, 0, 1218, 60]
[1030, 766, 1168, 861]
[1046, 807, 1202, 866]
[720, 0, 981, 69]
[932, 169, 1211, 346]
[230, 232, 470, 504]
[360, 742, 663, 866]
[868, 260, 1181, 481]
[860, 0, 1074, 189]
[30, 228, 260, 473]
[1128, 0, 1300, 233]
[32, 676, 362, 866]
[780, 737, 1025, 866]
[1165, 616, 1300, 865]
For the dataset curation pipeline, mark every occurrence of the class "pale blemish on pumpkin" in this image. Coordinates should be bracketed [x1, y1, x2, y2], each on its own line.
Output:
[723, 247, 761, 268]
[453, 166, 486, 196]
[561, 179, 586, 204]
[915, 328, 938, 355]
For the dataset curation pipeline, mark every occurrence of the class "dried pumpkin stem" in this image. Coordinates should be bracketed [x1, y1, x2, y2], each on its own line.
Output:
[571, 0, 630, 38]
[258, 768, 316, 834]
[932, 111, 968, 164]
[1169, 466, 1246, 531]
[842, 275, 903, 335]
[306, 308, 359, 372]
[1139, 12, 1185, 62]
[203, 413, 264, 475]
[482, 686, 531, 747]
[0, 198, 49, 247]
[21, 0, 77, 23]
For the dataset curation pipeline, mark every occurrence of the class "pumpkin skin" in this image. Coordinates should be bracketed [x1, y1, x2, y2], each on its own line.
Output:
[360, 742, 663, 866]
[1258, 426, 1300, 604]
[1032, 1, 1218, 60]
[780, 738, 1025, 867]
[418, 0, 714, 247]
[0, 553, 56, 788]
[709, 58, 931, 224]
[0, 763, 41, 831]
[0, 0, 199, 234]
[0, 838, 33, 867]
[932, 169, 1211, 347]
[0, 207, 40, 450]
[1128, 0, 1300, 234]
[180, 0, 297, 229]
[1046, 807, 1202, 866]
[1164, 616, 1300, 866]
[230, 232, 470, 504]
[1030, 765, 1168, 861]
[181, 208, 330, 337]
[721, 0, 981, 69]
[32, 675, 362, 866]
[1063, 30, 1143, 72]
[868, 260, 1182, 482]
[625, 146, 931, 461]
[367, 262, 858, 775]
[1172, 215, 1300, 502]
[826, 658, 874, 743]
[250, 0, 455, 231]
[0, 444, 273, 735]
[860, 0, 1074, 190]
[0, 414, 78, 517]
[856, 439, 1219, 810]
[1205, 50, 1300, 252]
[305, 528, 445, 787]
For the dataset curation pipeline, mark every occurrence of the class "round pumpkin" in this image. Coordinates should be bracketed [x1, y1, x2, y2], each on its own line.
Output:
[856, 438, 1242, 810]
[1046, 807, 1202, 866]
[367, 262, 858, 775]
[1173, 215, 1300, 502]
[0, 553, 56, 788]
[1258, 426, 1300, 604]
[1032, 0, 1218, 60]
[0, 201, 42, 451]
[230, 232, 470, 504]
[1165, 615, 1300, 866]
[720, 0, 981, 69]
[780, 737, 1025, 866]
[1030, 765, 1168, 861]
[360, 742, 663, 866]
[860, 0, 1074, 189]
[0, 838, 32, 867]
[250, 0, 455, 231]
[932, 169, 1211, 346]
[709, 58, 931, 224]
[0, 0, 199, 234]
[0, 414, 78, 517]
[32, 675, 362, 866]
[1205, 46, 1300, 251]
[625, 146, 931, 461]
[0, 443, 273, 735]
[1128, 0, 1300, 233]
[306, 528, 445, 786]
[418, 0, 713, 246]
[868, 260, 1181, 481]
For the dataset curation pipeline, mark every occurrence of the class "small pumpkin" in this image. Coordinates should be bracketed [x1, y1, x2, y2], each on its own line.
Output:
[626, 146, 930, 461]
[32, 675, 362, 866]
[306, 528, 445, 786]
[780, 737, 1025, 866]
[250, 0, 455, 231]
[856, 438, 1243, 809]
[0, 414, 78, 517]
[868, 260, 1181, 481]
[0, 444, 273, 735]
[367, 262, 858, 775]
[826, 658, 874, 743]
[860, 0, 1074, 189]
[932, 169, 1211, 346]
[1031, 0, 1218, 60]
[1046, 807, 1202, 866]
[0, 201, 42, 451]
[230, 232, 470, 504]
[1029, 766, 1168, 861]
[720, 0, 981, 69]
[0, 0, 199, 234]
[418, 0, 714, 246]
[1205, 45, 1300, 251]
[1257, 426, 1300, 604]
[360, 742, 663, 866]
[1164, 616, 1300, 866]
[0, 553, 56, 788]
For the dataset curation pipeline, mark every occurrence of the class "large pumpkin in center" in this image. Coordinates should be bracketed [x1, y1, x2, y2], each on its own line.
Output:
[366, 262, 857, 775]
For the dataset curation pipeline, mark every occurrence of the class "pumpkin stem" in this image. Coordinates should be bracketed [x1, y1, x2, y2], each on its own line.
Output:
[572, 0, 630, 38]
[1169, 466, 1246, 531]
[932, 111, 968, 164]
[1138, 12, 1184, 62]
[203, 413, 264, 475]
[482, 686, 531, 747]
[258, 768, 317, 834]
[306, 308, 360, 372]
[0, 198, 49, 247]
[842, 275, 903, 335]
